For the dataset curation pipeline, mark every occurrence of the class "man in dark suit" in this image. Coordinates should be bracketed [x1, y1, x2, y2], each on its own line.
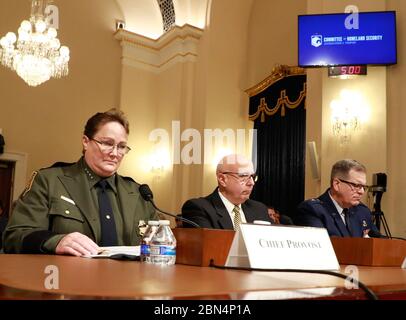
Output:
[181, 154, 272, 229]
[295, 159, 380, 237]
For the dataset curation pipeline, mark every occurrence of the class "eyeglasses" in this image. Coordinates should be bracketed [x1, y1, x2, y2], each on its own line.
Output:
[221, 172, 258, 184]
[91, 138, 131, 156]
[338, 178, 368, 191]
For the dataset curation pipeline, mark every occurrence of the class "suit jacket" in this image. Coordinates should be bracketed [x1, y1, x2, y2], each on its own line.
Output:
[3, 158, 156, 253]
[295, 189, 379, 237]
[181, 189, 272, 229]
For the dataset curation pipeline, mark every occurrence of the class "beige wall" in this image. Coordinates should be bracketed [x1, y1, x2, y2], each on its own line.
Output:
[387, 0, 406, 236]
[199, 0, 254, 196]
[246, 0, 307, 86]
[119, 59, 202, 214]
[118, 0, 256, 215]
[321, 68, 387, 190]
[0, 0, 123, 198]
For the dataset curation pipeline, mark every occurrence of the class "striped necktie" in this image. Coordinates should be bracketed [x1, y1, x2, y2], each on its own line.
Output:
[233, 205, 241, 231]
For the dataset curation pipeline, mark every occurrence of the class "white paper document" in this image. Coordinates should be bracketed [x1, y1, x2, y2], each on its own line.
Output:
[83, 246, 140, 259]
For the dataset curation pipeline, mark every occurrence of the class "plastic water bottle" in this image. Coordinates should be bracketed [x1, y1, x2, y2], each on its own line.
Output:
[140, 220, 160, 263]
[149, 220, 176, 266]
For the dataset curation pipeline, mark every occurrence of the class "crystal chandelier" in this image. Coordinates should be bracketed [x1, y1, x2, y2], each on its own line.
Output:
[0, 0, 70, 87]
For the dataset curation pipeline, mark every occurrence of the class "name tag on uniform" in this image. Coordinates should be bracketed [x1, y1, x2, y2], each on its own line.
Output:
[225, 224, 339, 270]
[60, 195, 75, 205]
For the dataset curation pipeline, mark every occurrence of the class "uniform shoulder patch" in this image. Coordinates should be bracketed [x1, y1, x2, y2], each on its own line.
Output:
[48, 161, 75, 168]
[122, 176, 136, 183]
[21, 171, 38, 198]
[308, 198, 324, 206]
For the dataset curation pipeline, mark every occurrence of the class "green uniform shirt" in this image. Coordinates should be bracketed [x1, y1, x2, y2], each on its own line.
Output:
[3, 158, 157, 254]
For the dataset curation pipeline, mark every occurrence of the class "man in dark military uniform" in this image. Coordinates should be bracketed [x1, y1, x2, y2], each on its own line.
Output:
[3, 108, 156, 255]
[295, 159, 380, 237]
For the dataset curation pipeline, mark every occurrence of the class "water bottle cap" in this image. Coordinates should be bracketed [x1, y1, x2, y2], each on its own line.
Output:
[159, 220, 170, 225]
[148, 220, 160, 225]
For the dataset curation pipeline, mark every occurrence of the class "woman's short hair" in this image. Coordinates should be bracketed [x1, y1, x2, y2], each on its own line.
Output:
[84, 108, 129, 139]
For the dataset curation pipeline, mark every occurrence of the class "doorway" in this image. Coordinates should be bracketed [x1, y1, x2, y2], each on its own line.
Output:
[0, 160, 15, 217]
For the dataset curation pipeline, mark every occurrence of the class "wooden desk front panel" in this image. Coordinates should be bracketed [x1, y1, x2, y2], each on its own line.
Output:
[0, 255, 406, 299]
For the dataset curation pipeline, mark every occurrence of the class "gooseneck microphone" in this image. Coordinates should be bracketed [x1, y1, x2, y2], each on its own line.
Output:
[139, 184, 201, 228]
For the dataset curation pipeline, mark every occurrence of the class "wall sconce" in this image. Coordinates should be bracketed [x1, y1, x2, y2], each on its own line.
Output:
[330, 89, 369, 144]
[150, 147, 171, 179]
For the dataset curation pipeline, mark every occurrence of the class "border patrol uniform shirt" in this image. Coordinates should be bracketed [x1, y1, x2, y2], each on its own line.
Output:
[3, 157, 157, 253]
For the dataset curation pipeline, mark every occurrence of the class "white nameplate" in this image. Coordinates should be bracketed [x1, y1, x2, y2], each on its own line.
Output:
[402, 257, 406, 269]
[225, 224, 340, 270]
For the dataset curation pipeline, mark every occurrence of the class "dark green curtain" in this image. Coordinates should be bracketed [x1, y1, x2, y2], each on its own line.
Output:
[249, 73, 306, 218]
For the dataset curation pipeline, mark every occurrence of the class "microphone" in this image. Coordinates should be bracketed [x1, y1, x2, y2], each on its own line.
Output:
[368, 229, 388, 239]
[279, 214, 294, 225]
[139, 184, 201, 228]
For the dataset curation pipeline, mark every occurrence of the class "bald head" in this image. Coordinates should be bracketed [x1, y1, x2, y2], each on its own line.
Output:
[216, 154, 255, 205]
[216, 154, 254, 175]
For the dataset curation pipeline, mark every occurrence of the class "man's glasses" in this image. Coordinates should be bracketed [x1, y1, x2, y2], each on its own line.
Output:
[91, 138, 131, 156]
[221, 172, 258, 184]
[338, 178, 368, 191]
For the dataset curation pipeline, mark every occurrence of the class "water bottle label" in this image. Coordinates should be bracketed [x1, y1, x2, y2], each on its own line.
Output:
[140, 244, 150, 255]
[150, 245, 176, 256]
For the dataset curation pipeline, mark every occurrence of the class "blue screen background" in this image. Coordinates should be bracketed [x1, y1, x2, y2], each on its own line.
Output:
[298, 11, 397, 67]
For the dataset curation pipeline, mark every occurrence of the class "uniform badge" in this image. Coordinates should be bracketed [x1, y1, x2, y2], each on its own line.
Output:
[138, 220, 147, 237]
[362, 219, 368, 227]
[21, 171, 38, 198]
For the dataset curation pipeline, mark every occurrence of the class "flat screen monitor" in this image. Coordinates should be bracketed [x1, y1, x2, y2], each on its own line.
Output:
[298, 11, 397, 67]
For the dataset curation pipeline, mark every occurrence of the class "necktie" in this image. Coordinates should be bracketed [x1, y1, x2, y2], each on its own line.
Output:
[343, 208, 353, 237]
[233, 205, 241, 231]
[97, 179, 118, 246]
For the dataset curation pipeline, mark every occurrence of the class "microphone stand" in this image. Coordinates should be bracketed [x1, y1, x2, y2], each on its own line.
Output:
[372, 190, 392, 238]
[148, 199, 201, 228]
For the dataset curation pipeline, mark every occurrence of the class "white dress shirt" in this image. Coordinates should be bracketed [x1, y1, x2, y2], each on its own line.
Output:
[218, 191, 247, 228]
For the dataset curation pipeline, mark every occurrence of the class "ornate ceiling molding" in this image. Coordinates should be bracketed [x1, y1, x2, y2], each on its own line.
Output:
[115, 24, 203, 73]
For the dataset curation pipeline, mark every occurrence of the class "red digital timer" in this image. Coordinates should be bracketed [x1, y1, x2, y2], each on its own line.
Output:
[328, 66, 367, 77]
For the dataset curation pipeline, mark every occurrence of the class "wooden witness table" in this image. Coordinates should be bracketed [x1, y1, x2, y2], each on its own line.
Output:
[0, 254, 406, 300]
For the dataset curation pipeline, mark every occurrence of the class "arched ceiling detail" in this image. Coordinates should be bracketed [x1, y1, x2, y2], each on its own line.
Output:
[115, 0, 210, 39]
[115, 0, 163, 39]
